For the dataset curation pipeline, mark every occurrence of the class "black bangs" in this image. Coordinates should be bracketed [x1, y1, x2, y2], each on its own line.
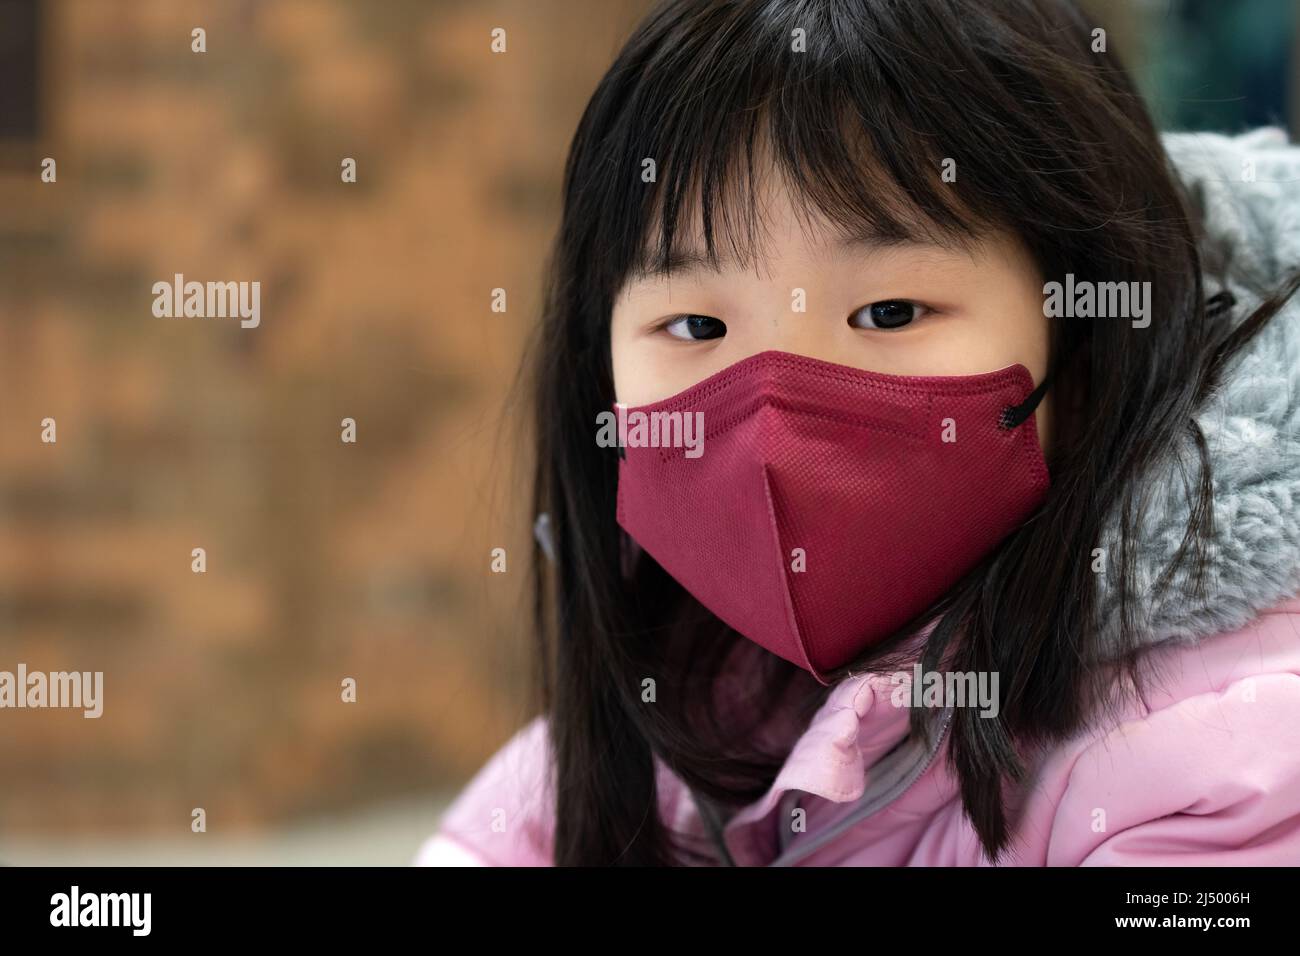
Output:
[571, 0, 1159, 311]
[584, 0, 1056, 297]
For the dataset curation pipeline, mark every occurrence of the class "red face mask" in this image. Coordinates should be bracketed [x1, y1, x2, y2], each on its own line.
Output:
[614, 350, 1051, 685]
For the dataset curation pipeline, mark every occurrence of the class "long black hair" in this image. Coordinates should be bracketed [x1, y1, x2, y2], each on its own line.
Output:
[521, 0, 1300, 864]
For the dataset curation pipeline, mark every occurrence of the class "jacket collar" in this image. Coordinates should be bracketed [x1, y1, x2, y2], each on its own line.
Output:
[715, 666, 932, 865]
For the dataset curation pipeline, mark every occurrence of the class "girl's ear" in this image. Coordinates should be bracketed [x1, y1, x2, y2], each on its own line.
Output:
[533, 512, 556, 564]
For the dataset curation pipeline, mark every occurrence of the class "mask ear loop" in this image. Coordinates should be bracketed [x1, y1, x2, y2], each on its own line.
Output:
[998, 368, 1053, 430]
[998, 287, 1237, 431]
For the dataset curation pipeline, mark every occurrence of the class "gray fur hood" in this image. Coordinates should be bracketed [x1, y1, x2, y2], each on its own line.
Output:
[1095, 127, 1300, 655]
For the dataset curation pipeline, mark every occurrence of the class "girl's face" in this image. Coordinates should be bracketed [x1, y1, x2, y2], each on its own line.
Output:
[611, 168, 1053, 452]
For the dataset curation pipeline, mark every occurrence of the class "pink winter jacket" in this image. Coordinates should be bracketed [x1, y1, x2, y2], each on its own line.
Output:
[415, 128, 1300, 866]
[416, 598, 1300, 866]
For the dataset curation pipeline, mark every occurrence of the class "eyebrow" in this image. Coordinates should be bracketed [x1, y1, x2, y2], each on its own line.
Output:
[629, 227, 938, 281]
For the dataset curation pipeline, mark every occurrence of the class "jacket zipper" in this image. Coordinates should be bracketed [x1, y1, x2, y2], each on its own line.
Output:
[768, 704, 955, 866]
[893, 705, 955, 802]
[892, 705, 954, 802]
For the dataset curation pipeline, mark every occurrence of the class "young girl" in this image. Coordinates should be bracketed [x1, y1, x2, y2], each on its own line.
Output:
[417, 0, 1300, 866]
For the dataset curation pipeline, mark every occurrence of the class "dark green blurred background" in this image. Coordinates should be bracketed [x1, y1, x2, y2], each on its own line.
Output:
[1088, 0, 1297, 133]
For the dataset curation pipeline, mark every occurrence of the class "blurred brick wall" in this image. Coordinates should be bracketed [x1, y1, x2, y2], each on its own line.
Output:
[0, 0, 651, 836]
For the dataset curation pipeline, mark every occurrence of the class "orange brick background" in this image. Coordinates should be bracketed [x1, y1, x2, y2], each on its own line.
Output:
[0, 0, 655, 849]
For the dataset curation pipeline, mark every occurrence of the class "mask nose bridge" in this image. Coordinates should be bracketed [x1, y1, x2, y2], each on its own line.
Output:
[732, 355, 800, 468]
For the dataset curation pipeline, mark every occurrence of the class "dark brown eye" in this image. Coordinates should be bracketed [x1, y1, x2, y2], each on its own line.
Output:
[664, 314, 727, 340]
[851, 300, 917, 330]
